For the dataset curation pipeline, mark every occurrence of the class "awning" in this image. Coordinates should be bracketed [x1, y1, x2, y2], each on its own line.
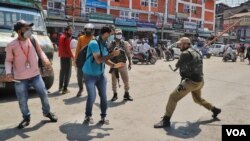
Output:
[199, 33, 212, 38]
[176, 13, 189, 19]
[116, 26, 137, 32]
[46, 21, 68, 27]
[92, 23, 111, 29]
[89, 19, 113, 24]
[46, 21, 86, 27]
[137, 27, 157, 32]
[170, 32, 184, 37]
[157, 29, 174, 33]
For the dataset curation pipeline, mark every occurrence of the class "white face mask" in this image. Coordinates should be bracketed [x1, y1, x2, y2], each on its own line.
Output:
[115, 35, 122, 40]
[23, 30, 32, 39]
[108, 35, 114, 42]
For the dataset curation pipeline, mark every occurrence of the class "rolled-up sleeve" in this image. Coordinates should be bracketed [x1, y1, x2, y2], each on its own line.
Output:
[5, 45, 14, 74]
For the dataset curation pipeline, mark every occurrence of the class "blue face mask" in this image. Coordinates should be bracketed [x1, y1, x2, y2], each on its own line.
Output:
[108, 35, 114, 42]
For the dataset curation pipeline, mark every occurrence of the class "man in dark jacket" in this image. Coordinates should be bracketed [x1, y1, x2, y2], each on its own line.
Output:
[154, 37, 221, 128]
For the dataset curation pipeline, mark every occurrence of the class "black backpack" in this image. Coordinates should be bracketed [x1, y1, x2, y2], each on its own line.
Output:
[76, 39, 101, 69]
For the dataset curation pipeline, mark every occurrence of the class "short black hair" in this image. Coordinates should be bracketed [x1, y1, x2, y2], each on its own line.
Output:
[65, 25, 72, 31]
[100, 26, 111, 35]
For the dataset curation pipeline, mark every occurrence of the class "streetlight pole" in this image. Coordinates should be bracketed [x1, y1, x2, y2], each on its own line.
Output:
[161, 0, 168, 41]
[72, 0, 75, 29]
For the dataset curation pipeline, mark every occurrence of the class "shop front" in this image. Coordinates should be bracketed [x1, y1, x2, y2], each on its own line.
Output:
[135, 21, 157, 45]
[89, 13, 114, 35]
[114, 18, 137, 40]
[183, 21, 198, 42]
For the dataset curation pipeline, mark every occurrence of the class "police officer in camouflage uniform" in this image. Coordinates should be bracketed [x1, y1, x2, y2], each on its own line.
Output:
[108, 29, 133, 101]
[154, 37, 221, 128]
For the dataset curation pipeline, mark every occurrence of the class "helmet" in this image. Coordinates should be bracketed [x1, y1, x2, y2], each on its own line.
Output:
[84, 23, 94, 30]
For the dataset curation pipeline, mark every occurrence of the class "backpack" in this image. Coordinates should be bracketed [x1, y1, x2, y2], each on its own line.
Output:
[76, 39, 101, 69]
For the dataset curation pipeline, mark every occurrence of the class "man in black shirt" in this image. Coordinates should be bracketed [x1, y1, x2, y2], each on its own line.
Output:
[154, 37, 221, 128]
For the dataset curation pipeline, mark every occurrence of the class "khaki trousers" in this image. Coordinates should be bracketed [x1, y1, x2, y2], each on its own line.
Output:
[112, 65, 129, 93]
[165, 79, 213, 117]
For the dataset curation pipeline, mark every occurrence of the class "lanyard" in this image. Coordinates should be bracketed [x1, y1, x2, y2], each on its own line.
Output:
[18, 39, 30, 61]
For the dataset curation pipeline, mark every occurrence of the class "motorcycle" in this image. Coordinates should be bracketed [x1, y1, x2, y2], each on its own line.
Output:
[200, 47, 211, 59]
[223, 52, 237, 62]
[132, 48, 157, 65]
[165, 48, 174, 61]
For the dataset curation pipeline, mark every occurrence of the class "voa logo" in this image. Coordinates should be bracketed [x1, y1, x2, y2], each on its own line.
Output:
[226, 129, 247, 136]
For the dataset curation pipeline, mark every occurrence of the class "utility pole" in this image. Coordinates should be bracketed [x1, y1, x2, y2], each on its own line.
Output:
[72, 0, 75, 29]
[161, 0, 168, 41]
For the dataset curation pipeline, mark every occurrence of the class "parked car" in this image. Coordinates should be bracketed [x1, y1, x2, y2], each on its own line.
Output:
[168, 43, 181, 58]
[209, 44, 226, 56]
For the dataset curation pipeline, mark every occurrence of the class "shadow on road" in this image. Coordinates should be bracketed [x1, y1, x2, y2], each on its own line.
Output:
[0, 120, 51, 140]
[48, 91, 62, 98]
[0, 90, 61, 103]
[63, 96, 87, 105]
[60, 122, 113, 141]
[94, 100, 127, 109]
[164, 118, 221, 139]
[68, 83, 79, 88]
[108, 100, 127, 108]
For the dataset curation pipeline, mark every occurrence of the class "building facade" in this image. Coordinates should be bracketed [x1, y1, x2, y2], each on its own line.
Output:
[42, 0, 216, 41]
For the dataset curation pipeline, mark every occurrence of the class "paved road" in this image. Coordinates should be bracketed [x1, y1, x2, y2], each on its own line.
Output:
[0, 55, 250, 141]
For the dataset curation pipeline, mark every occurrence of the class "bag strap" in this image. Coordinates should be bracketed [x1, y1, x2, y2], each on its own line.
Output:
[94, 39, 103, 71]
[30, 36, 41, 60]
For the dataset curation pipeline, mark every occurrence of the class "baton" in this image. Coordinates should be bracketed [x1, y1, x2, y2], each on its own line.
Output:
[12, 80, 21, 83]
[168, 65, 178, 72]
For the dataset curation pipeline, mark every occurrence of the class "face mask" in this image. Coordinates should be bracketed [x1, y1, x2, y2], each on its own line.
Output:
[115, 35, 122, 40]
[108, 35, 114, 42]
[85, 31, 92, 36]
[67, 32, 72, 37]
[22, 30, 32, 39]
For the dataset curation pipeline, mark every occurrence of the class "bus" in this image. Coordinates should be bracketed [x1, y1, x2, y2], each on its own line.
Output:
[0, 0, 54, 90]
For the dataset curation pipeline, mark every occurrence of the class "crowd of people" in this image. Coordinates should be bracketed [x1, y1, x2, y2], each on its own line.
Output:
[9, 19, 250, 130]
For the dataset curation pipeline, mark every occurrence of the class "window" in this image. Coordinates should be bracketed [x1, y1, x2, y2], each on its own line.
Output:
[85, 7, 96, 17]
[191, 6, 196, 14]
[131, 13, 139, 20]
[48, 1, 53, 9]
[120, 11, 129, 19]
[112, 0, 120, 2]
[85, 7, 96, 13]
[0, 12, 3, 25]
[54, 2, 62, 9]
[141, 0, 149, 6]
[184, 4, 190, 13]
[47, 1, 63, 10]
[151, 0, 158, 7]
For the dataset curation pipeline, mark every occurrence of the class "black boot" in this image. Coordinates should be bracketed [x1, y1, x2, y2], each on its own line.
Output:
[44, 112, 58, 122]
[154, 116, 171, 128]
[124, 92, 133, 101]
[111, 93, 118, 101]
[17, 117, 30, 129]
[212, 107, 221, 119]
[76, 89, 83, 97]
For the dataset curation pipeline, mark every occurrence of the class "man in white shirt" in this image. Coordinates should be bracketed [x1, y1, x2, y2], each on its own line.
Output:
[224, 45, 234, 58]
[139, 39, 150, 60]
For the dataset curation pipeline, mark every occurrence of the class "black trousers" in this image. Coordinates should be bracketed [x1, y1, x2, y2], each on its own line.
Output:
[59, 57, 72, 90]
[77, 67, 84, 90]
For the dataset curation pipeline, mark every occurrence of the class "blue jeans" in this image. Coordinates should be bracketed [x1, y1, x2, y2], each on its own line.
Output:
[15, 75, 51, 119]
[84, 73, 107, 118]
